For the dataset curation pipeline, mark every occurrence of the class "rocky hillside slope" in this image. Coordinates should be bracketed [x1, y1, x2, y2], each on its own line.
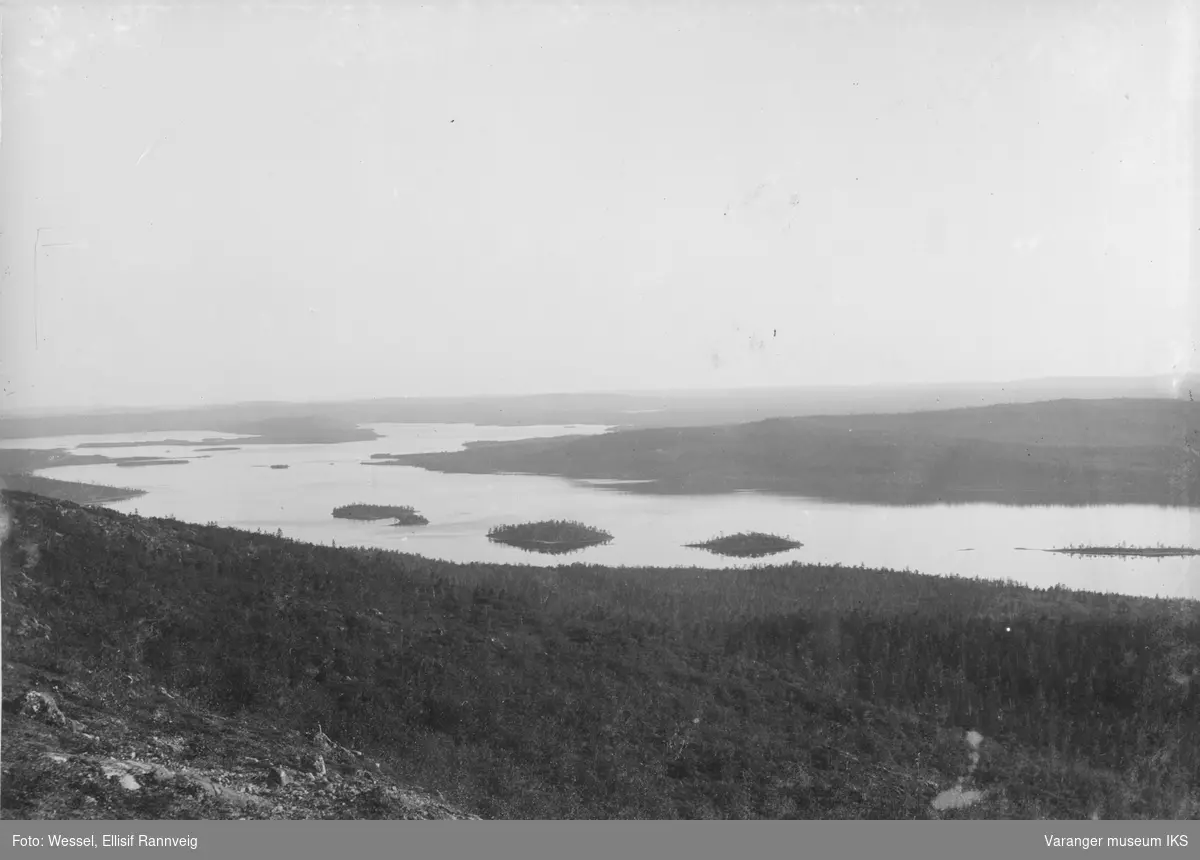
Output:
[1, 494, 476, 820]
[2, 490, 1196, 819]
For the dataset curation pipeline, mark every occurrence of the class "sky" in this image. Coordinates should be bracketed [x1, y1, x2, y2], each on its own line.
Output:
[0, 0, 1195, 411]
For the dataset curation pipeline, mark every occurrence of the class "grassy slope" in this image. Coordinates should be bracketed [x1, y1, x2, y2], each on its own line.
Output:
[385, 399, 1200, 507]
[2, 492, 1196, 820]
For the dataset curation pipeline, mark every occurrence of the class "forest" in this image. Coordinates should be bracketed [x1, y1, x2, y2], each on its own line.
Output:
[2, 491, 1195, 819]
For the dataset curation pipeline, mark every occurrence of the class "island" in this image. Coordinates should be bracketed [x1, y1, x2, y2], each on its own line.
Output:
[486, 519, 613, 554]
[1044, 544, 1200, 558]
[686, 532, 804, 558]
[270, 464, 290, 470]
[331, 504, 429, 526]
[115, 458, 190, 468]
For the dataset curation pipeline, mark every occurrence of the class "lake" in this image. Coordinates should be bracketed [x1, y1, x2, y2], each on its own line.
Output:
[5, 422, 1198, 600]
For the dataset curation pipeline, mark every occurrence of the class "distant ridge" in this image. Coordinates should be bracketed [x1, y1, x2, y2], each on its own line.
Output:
[0, 375, 1186, 440]
[385, 398, 1200, 508]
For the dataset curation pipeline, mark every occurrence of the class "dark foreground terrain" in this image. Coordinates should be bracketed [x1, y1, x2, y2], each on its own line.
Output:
[382, 399, 1200, 507]
[2, 491, 1197, 820]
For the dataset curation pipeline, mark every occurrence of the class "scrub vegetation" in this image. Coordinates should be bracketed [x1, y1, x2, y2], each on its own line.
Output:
[3, 492, 1195, 820]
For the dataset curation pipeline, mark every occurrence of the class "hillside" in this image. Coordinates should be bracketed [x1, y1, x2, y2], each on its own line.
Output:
[381, 399, 1200, 506]
[2, 491, 1196, 819]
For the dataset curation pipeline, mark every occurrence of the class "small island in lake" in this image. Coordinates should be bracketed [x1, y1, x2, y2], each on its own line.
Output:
[116, 458, 190, 468]
[77, 438, 230, 449]
[269, 464, 290, 470]
[1044, 543, 1200, 558]
[332, 504, 429, 526]
[487, 519, 613, 554]
[686, 532, 804, 558]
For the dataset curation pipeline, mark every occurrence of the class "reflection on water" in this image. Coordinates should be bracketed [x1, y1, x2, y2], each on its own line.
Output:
[488, 540, 611, 557]
[693, 547, 797, 559]
[9, 422, 1199, 600]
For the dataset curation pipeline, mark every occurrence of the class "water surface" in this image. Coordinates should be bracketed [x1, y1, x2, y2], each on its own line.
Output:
[8, 423, 1197, 600]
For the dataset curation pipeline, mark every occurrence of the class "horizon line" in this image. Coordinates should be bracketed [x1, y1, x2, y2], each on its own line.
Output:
[0, 373, 1189, 420]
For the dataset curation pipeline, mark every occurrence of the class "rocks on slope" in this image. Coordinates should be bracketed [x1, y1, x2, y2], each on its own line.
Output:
[2, 688, 480, 821]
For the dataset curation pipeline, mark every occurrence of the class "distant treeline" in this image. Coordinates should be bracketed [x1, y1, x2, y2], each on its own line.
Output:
[0, 377, 1184, 441]
[386, 399, 1200, 508]
[0, 474, 146, 505]
[0, 415, 378, 450]
[332, 504, 429, 525]
[0, 448, 193, 473]
[77, 439, 227, 449]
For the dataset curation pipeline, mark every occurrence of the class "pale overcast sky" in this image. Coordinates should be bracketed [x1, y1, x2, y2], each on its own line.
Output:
[0, 0, 1194, 410]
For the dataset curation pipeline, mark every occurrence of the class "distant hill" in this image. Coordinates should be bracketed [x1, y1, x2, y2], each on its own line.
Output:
[0, 376, 1182, 440]
[383, 398, 1200, 507]
[0, 413, 378, 445]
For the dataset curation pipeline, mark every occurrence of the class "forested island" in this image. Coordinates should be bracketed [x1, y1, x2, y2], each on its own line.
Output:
[686, 532, 804, 558]
[487, 520, 613, 554]
[1046, 544, 1200, 558]
[332, 504, 429, 526]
